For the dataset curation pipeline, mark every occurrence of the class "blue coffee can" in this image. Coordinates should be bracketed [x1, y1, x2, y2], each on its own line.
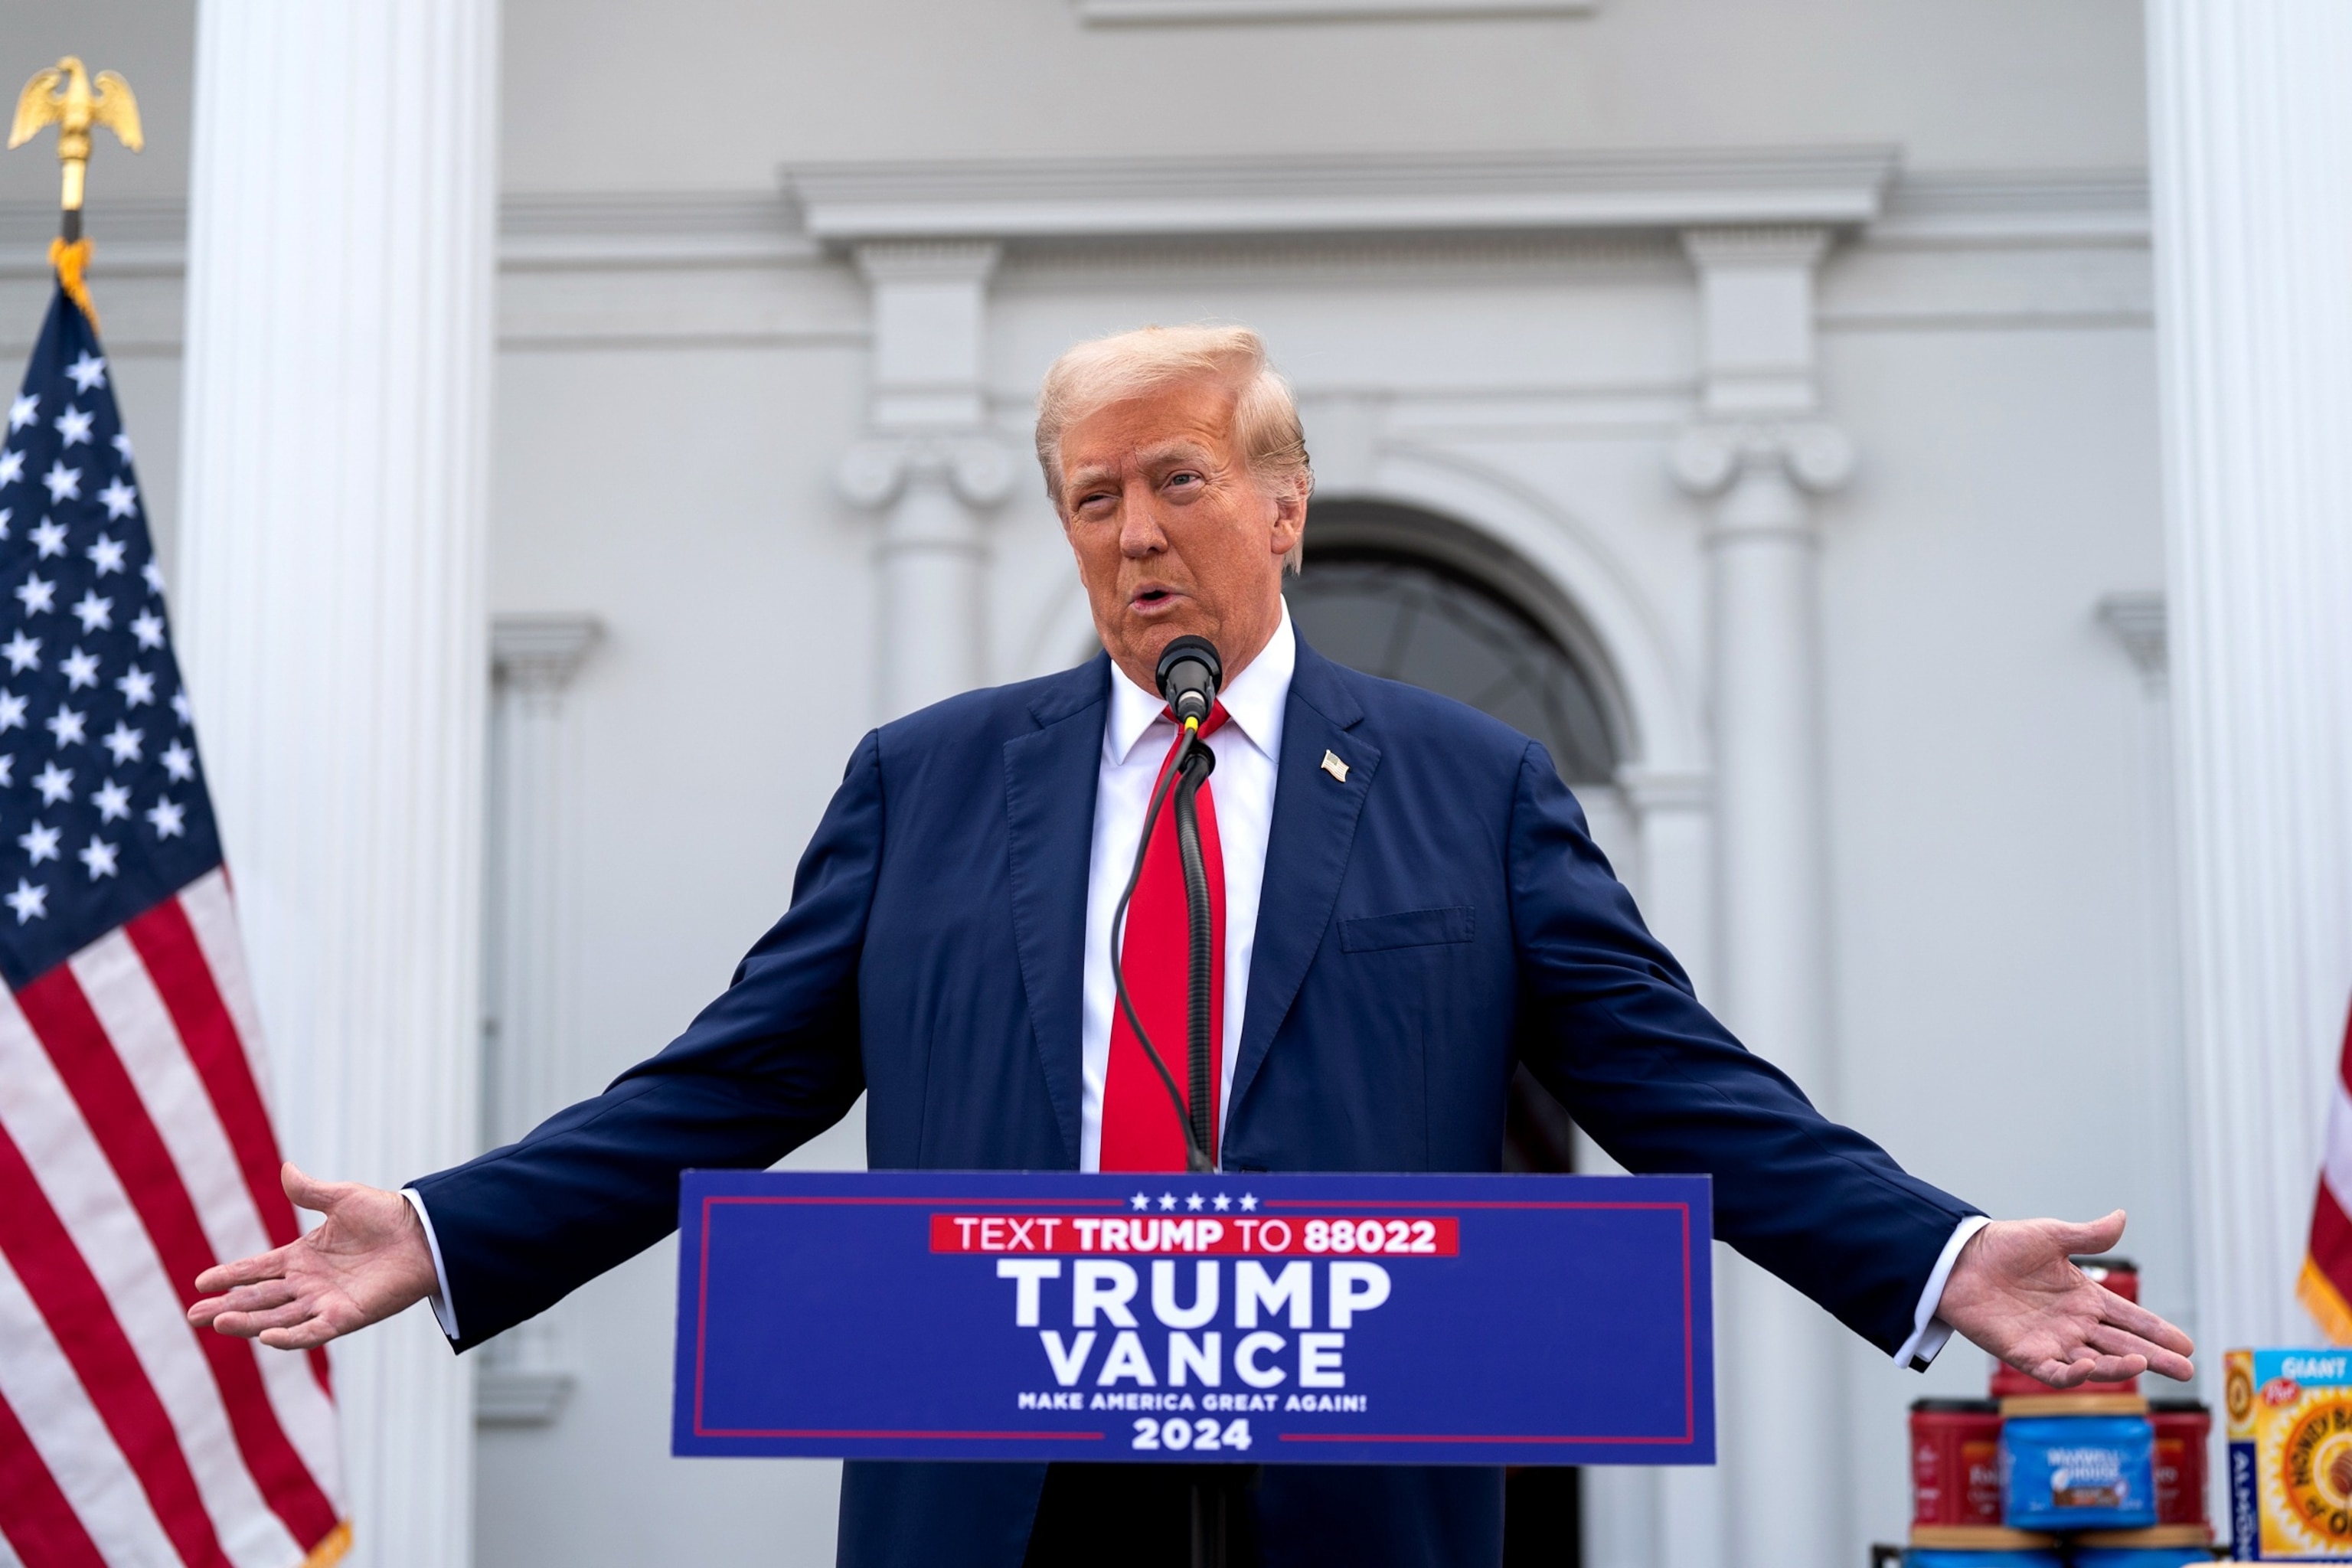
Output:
[1999, 1403, 2157, 1532]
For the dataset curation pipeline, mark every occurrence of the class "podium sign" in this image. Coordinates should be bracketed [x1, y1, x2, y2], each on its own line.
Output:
[673, 1169, 1713, 1467]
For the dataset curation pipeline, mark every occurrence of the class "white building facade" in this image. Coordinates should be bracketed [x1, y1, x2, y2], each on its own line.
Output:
[10, 2, 2347, 1565]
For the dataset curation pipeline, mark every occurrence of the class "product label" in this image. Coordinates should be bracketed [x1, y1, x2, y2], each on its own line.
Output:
[2240, 1347, 2352, 1560]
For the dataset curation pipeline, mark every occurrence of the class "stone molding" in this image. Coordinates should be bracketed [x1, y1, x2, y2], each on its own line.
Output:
[785, 146, 1900, 240]
[1081, 0, 1593, 20]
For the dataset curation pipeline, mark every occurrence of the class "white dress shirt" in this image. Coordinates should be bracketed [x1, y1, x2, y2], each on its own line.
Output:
[1078, 604, 1294, 1172]
[411, 598, 1976, 1367]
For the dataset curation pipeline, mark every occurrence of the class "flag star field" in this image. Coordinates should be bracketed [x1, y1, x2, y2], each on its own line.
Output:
[0, 296, 220, 986]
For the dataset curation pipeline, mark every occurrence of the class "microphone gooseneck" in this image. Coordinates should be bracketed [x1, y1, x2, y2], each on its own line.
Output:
[1107, 636, 1227, 1174]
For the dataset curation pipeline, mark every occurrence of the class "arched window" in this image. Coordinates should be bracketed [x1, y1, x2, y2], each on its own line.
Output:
[1284, 500, 1624, 784]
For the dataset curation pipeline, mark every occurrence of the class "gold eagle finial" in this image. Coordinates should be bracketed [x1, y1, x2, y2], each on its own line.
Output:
[9, 57, 142, 224]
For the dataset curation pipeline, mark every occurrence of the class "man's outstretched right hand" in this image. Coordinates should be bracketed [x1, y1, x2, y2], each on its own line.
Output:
[187, 1163, 439, 1350]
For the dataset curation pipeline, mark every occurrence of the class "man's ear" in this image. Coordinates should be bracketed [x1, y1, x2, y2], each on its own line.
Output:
[1268, 477, 1308, 557]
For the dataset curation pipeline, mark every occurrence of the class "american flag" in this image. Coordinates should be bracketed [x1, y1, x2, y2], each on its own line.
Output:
[2302, 998, 2352, 1345]
[0, 275, 346, 1565]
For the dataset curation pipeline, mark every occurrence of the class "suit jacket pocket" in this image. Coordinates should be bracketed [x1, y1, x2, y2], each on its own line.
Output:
[1339, 905, 1475, 952]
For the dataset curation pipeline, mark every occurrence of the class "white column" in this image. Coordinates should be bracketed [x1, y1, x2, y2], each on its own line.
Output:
[2147, 4, 2352, 1361]
[175, 5, 498, 1566]
[1671, 227, 1852, 1568]
[837, 243, 1014, 720]
[475, 614, 599, 1427]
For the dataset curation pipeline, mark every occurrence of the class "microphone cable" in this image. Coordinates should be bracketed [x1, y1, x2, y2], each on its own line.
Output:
[1109, 712, 1214, 1174]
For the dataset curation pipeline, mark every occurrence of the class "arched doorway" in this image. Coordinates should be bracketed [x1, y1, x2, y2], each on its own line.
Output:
[1289, 498, 1620, 1568]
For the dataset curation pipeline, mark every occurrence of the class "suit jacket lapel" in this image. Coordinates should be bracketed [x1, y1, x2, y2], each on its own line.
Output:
[1230, 641, 1380, 1123]
[1003, 656, 1110, 1167]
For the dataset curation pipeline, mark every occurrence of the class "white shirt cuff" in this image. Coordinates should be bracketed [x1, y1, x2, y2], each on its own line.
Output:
[399, 1187, 460, 1342]
[1895, 1214, 1991, 1370]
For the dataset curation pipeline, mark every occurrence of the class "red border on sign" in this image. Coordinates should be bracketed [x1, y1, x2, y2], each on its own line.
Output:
[691, 1193, 1697, 1447]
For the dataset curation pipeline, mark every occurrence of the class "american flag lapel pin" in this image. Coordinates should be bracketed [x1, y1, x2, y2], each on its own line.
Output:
[1320, 750, 1348, 782]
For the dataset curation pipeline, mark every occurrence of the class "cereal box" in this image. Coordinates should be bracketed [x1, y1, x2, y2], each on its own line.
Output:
[2231, 1348, 2352, 1560]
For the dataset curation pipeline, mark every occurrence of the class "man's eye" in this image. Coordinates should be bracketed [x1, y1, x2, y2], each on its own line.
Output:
[1167, 472, 1202, 489]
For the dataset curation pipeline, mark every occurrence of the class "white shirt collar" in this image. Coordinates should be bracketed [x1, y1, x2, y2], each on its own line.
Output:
[1106, 602, 1296, 768]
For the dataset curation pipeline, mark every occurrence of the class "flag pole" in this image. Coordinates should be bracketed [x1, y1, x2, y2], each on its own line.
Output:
[6, 56, 142, 318]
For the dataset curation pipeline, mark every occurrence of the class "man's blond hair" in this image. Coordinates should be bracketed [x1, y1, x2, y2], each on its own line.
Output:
[1034, 324, 1312, 571]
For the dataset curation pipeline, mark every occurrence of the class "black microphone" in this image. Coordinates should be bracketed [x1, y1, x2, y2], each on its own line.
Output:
[1155, 635, 1222, 730]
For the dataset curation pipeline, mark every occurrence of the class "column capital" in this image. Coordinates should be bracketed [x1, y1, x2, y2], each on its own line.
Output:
[1670, 420, 1855, 500]
[491, 612, 602, 694]
[852, 240, 1001, 286]
[1615, 765, 1712, 816]
[1679, 224, 1832, 271]
[838, 432, 1020, 511]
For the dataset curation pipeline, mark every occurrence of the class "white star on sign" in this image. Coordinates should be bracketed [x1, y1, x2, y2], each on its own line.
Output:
[86, 534, 124, 574]
[2, 633, 38, 674]
[96, 479, 135, 521]
[129, 611, 162, 650]
[160, 739, 194, 781]
[5, 879, 45, 923]
[0, 756, 13, 788]
[29, 518, 64, 559]
[142, 559, 165, 595]
[115, 667, 153, 707]
[171, 690, 191, 726]
[52, 406, 91, 447]
[70, 592, 109, 632]
[43, 707, 83, 748]
[0, 508, 12, 541]
[0, 449, 22, 488]
[1185, 1194, 1204, 1211]
[60, 648, 96, 691]
[110, 431, 132, 462]
[65, 352, 106, 392]
[77, 836, 117, 880]
[1158, 1192, 1177, 1211]
[1238, 1194, 1258, 1212]
[15, 573, 53, 615]
[8, 394, 36, 431]
[32, 761, 71, 802]
[16, 821, 57, 864]
[0, 691, 24, 732]
[100, 724, 141, 766]
[1131, 1192, 1152, 1212]
[1212, 1194, 1231, 1212]
[93, 779, 129, 822]
[145, 796, 185, 839]
[41, 462, 79, 503]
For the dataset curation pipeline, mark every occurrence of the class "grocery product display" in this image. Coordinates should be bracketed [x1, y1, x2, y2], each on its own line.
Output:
[1897, 1258, 2217, 1565]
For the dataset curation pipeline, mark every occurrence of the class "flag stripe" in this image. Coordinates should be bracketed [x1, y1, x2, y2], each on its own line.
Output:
[0, 979, 298, 1568]
[126, 898, 299, 1252]
[0, 1387, 106, 1568]
[2316, 1171, 2352, 1284]
[0, 1250, 172, 1568]
[70, 933, 341, 1545]
[0, 1116, 234, 1568]
[172, 873, 335, 1398]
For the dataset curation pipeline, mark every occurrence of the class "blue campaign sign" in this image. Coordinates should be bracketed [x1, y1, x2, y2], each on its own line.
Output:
[673, 1169, 1713, 1468]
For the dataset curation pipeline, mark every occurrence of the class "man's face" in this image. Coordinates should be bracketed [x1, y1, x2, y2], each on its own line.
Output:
[1057, 374, 1305, 694]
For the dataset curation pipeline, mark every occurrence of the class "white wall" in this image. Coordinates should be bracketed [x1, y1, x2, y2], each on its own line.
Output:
[0, 1, 2174, 1563]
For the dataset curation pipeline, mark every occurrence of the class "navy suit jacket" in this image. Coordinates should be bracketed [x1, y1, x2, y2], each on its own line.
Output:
[413, 640, 1976, 1568]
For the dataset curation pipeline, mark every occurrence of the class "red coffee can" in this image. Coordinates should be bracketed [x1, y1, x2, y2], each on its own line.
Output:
[1910, 1397, 2004, 1528]
[2149, 1398, 2210, 1527]
[1988, 1256, 2141, 1399]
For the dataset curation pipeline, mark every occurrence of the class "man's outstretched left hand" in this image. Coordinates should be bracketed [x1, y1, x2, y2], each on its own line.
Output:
[1936, 1210, 2194, 1387]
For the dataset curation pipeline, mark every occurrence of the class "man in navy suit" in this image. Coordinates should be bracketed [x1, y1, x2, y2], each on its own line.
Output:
[191, 325, 2192, 1567]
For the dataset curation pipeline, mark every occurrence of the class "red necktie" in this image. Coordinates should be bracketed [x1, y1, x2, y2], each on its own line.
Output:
[1100, 705, 1228, 1172]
